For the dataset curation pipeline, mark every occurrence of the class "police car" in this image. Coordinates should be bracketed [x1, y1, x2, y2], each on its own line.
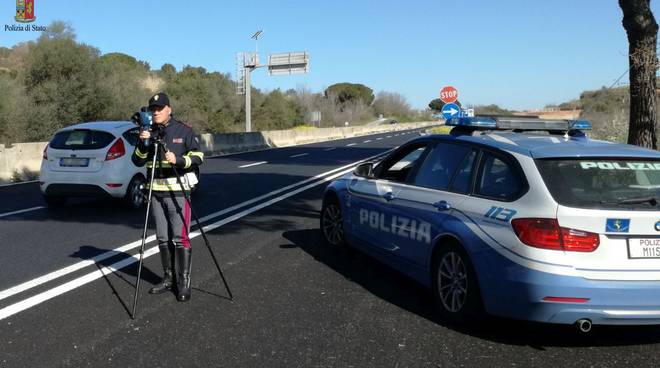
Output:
[320, 116, 660, 331]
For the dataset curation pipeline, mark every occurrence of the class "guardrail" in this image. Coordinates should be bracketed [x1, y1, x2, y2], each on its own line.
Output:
[0, 121, 439, 183]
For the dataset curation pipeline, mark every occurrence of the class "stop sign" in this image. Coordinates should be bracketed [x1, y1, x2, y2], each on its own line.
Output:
[440, 86, 458, 104]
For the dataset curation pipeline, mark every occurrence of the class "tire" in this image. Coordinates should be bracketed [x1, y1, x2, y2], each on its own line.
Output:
[320, 195, 347, 248]
[431, 242, 483, 324]
[44, 195, 66, 207]
[124, 175, 146, 209]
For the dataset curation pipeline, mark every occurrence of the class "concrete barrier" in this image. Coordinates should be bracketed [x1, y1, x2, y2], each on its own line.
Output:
[0, 121, 440, 183]
[0, 142, 47, 183]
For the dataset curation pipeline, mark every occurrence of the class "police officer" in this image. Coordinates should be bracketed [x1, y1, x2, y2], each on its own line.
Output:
[132, 92, 204, 302]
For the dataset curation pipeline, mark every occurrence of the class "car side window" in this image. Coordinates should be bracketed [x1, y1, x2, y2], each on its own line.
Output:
[123, 128, 140, 146]
[413, 143, 471, 190]
[377, 144, 429, 183]
[448, 149, 477, 194]
[475, 151, 523, 200]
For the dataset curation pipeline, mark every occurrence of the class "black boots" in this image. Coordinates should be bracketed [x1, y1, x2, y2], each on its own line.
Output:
[175, 246, 192, 302]
[149, 244, 174, 294]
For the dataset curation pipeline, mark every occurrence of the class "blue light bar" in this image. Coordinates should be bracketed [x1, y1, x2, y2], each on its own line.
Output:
[445, 116, 592, 132]
[446, 117, 497, 128]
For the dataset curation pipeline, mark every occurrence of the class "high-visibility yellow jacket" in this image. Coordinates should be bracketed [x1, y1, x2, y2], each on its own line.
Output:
[132, 117, 204, 192]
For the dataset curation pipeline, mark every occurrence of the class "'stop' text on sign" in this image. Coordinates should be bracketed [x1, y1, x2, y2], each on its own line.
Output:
[440, 86, 458, 104]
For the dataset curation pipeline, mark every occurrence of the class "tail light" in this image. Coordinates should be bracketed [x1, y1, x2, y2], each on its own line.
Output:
[511, 218, 599, 252]
[105, 138, 125, 161]
[43, 145, 48, 160]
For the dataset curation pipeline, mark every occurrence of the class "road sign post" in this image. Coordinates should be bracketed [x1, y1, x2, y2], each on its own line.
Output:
[236, 32, 309, 132]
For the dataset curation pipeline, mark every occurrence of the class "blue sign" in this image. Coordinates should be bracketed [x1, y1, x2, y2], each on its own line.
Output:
[442, 103, 461, 120]
[606, 218, 630, 233]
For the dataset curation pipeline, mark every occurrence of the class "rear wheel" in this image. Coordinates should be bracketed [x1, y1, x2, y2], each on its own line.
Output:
[432, 242, 483, 323]
[43, 195, 66, 207]
[124, 175, 146, 209]
[320, 195, 346, 247]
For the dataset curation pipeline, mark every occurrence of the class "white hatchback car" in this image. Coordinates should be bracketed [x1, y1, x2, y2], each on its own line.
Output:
[39, 121, 147, 208]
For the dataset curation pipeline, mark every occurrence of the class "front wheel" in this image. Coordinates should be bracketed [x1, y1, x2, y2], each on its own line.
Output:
[432, 243, 483, 323]
[320, 196, 346, 247]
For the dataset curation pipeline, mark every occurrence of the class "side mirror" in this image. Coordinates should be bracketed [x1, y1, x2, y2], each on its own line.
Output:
[354, 162, 374, 178]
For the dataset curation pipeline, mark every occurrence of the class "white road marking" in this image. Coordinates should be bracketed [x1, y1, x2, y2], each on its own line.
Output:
[323, 148, 336, 151]
[376, 138, 383, 140]
[0, 206, 45, 219]
[363, 140, 371, 143]
[346, 143, 357, 146]
[386, 136, 392, 138]
[238, 161, 267, 168]
[0, 150, 393, 308]
[289, 153, 308, 158]
[0, 163, 368, 321]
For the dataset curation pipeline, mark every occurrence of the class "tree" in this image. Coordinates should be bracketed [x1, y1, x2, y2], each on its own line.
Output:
[428, 98, 461, 112]
[23, 27, 104, 141]
[39, 20, 76, 41]
[428, 98, 444, 112]
[373, 91, 412, 118]
[619, 0, 658, 149]
[324, 83, 374, 106]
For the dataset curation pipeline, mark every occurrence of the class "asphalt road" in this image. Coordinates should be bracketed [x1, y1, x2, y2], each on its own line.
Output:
[2, 128, 660, 368]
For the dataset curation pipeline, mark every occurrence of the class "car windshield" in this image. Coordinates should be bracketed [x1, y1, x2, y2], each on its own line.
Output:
[536, 158, 660, 210]
[49, 129, 116, 150]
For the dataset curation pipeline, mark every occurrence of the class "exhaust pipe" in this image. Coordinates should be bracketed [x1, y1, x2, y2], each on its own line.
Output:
[575, 318, 592, 333]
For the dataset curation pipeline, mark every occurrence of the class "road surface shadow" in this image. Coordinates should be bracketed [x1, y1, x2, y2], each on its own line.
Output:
[282, 228, 660, 348]
[70, 245, 163, 317]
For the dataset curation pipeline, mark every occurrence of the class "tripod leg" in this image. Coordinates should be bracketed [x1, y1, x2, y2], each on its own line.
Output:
[131, 142, 160, 319]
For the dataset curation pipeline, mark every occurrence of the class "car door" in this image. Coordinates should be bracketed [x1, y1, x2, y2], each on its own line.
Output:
[457, 149, 527, 256]
[347, 142, 432, 252]
[385, 142, 477, 268]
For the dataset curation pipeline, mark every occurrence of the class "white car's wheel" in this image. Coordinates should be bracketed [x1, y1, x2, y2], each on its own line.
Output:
[124, 175, 146, 209]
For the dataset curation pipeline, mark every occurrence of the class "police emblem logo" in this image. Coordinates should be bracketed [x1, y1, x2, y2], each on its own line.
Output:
[605, 218, 630, 233]
[153, 94, 159, 101]
[15, 0, 36, 23]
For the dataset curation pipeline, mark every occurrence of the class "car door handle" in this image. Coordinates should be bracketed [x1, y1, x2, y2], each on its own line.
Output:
[433, 200, 451, 211]
[383, 192, 395, 201]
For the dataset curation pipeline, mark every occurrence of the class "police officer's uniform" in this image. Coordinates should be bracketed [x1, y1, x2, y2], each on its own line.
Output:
[132, 92, 204, 302]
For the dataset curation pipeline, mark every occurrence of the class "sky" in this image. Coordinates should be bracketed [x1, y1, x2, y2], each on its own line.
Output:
[1, 0, 657, 111]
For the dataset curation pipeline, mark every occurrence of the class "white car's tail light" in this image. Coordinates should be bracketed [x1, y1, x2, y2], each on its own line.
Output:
[105, 139, 125, 161]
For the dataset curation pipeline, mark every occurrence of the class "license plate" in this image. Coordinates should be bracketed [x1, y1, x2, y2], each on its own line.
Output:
[60, 158, 89, 167]
[628, 238, 660, 259]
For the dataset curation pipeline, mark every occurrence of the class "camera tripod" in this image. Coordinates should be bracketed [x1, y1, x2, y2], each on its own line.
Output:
[131, 138, 233, 319]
